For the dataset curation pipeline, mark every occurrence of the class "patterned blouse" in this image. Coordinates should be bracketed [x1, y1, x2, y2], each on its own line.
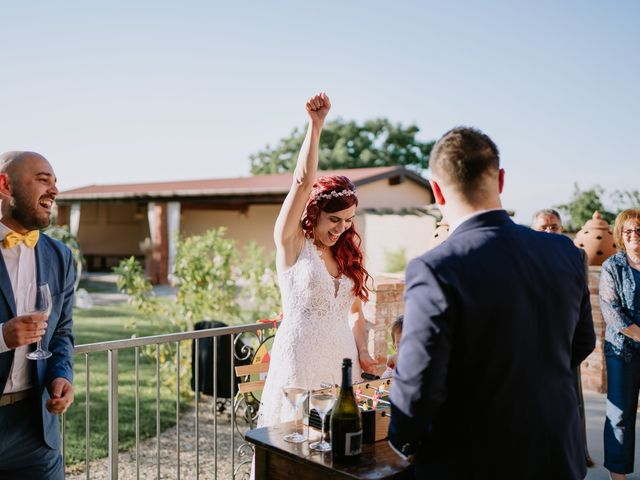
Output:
[600, 251, 640, 361]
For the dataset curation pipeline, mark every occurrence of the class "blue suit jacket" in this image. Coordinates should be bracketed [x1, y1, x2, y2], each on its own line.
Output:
[389, 210, 595, 480]
[0, 233, 75, 449]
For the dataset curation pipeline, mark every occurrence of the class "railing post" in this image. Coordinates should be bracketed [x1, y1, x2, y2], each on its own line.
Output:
[176, 341, 181, 480]
[195, 338, 200, 480]
[213, 336, 218, 479]
[230, 334, 235, 476]
[108, 349, 119, 480]
[156, 344, 161, 479]
[85, 353, 91, 480]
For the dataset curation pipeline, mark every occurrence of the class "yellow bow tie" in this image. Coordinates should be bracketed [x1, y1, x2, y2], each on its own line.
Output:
[3, 230, 40, 249]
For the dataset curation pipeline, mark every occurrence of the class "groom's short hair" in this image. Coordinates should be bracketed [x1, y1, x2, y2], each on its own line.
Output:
[430, 127, 500, 200]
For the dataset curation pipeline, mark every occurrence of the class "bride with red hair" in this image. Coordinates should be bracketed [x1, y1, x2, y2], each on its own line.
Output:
[258, 92, 378, 428]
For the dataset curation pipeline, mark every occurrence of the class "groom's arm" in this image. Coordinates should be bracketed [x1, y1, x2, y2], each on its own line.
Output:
[389, 257, 454, 458]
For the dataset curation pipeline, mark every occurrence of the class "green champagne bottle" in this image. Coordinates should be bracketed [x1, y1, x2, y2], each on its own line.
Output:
[330, 358, 363, 462]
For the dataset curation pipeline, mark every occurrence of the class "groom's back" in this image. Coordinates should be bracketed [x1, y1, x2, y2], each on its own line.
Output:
[389, 127, 594, 480]
[416, 215, 593, 479]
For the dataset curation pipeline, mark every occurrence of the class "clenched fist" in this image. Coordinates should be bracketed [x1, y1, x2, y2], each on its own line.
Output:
[305, 92, 331, 125]
[2, 314, 48, 349]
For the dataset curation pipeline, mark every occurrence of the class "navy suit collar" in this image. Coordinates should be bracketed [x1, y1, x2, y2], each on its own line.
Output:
[448, 209, 512, 240]
[0, 254, 16, 317]
[35, 235, 52, 286]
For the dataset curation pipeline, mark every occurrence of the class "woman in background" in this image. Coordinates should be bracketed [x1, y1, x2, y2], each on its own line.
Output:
[600, 208, 640, 480]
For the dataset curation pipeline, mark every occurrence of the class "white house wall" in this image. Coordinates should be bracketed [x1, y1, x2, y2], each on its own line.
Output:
[356, 180, 432, 209]
[180, 204, 280, 253]
[360, 213, 437, 275]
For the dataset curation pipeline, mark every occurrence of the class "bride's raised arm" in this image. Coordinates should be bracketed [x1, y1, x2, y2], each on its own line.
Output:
[274, 92, 331, 269]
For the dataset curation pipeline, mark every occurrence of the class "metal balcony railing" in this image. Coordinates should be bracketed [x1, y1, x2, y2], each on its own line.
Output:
[62, 322, 274, 480]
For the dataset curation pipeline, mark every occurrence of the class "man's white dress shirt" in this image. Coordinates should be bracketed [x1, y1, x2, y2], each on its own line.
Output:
[0, 222, 37, 394]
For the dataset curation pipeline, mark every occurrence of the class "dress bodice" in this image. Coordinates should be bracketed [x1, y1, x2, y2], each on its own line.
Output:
[258, 237, 361, 428]
[277, 237, 356, 329]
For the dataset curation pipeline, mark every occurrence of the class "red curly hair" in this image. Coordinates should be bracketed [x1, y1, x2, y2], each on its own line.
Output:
[301, 175, 371, 302]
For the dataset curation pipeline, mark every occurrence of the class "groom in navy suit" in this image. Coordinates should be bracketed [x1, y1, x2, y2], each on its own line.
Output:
[389, 128, 595, 479]
[0, 151, 75, 479]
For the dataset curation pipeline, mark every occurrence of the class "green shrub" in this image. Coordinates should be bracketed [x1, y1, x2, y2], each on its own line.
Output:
[113, 228, 282, 394]
[384, 247, 407, 273]
[237, 242, 280, 322]
[44, 225, 83, 290]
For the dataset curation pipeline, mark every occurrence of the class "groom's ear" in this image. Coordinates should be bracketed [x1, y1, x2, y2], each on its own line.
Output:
[430, 179, 445, 206]
[498, 168, 505, 194]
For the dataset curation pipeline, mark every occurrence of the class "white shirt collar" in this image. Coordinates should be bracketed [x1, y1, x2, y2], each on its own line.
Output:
[0, 221, 17, 244]
[448, 208, 505, 235]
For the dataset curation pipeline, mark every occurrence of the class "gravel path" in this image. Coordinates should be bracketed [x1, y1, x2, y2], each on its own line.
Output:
[66, 397, 251, 480]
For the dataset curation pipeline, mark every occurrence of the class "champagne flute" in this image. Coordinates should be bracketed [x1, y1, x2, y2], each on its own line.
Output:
[282, 385, 308, 443]
[309, 390, 336, 451]
[25, 283, 52, 361]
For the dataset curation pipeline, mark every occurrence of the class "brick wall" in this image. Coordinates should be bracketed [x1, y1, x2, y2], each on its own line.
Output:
[581, 266, 607, 393]
[364, 270, 607, 392]
[364, 276, 405, 373]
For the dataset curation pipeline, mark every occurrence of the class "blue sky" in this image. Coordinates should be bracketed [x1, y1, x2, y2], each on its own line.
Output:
[1, 0, 638, 223]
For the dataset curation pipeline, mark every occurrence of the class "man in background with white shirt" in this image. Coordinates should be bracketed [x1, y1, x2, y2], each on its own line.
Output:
[0, 151, 75, 479]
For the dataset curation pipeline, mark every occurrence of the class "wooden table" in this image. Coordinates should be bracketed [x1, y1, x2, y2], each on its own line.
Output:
[246, 422, 413, 479]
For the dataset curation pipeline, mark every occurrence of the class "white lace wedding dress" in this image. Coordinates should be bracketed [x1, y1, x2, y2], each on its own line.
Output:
[257, 237, 362, 428]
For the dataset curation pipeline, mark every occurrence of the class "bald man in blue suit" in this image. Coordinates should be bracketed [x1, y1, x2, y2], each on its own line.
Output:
[389, 128, 595, 479]
[0, 151, 75, 479]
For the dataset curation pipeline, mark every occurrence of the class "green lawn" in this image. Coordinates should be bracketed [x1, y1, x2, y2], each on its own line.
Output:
[65, 302, 193, 467]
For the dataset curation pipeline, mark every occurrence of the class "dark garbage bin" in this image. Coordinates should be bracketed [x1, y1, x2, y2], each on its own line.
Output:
[190, 320, 252, 398]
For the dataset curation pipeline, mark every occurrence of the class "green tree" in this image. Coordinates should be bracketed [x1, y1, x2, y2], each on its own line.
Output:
[556, 184, 616, 231]
[250, 118, 434, 174]
[173, 228, 240, 327]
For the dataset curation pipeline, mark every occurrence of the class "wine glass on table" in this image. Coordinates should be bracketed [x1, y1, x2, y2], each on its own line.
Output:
[25, 283, 52, 360]
[282, 385, 309, 443]
[309, 371, 338, 452]
[309, 389, 336, 451]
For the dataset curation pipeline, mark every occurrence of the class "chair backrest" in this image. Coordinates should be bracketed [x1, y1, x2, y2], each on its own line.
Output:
[235, 362, 270, 395]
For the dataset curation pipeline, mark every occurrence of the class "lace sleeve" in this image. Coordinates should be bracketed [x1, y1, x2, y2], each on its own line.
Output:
[599, 263, 633, 333]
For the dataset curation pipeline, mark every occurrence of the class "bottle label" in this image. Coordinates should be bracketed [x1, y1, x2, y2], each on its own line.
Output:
[344, 430, 362, 456]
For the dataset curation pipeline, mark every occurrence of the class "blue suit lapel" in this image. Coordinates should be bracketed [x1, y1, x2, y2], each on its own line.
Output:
[0, 253, 17, 317]
[0, 250, 16, 392]
[35, 237, 52, 287]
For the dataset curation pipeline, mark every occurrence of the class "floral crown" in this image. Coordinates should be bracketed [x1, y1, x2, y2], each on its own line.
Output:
[317, 188, 357, 200]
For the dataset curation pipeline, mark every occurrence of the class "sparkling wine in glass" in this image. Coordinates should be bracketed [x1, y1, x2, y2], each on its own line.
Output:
[25, 283, 52, 361]
[282, 386, 309, 443]
[309, 391, 336, 451]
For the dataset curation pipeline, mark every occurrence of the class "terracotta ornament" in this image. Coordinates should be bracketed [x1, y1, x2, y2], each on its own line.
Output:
[573, 211, 617, 266]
